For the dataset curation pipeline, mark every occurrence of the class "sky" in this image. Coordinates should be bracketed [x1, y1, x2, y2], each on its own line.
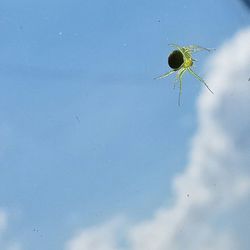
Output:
[0, 0, 250, 249]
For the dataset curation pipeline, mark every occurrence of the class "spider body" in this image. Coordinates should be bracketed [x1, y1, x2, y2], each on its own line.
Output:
[155, 44, 214, 105]
[168, 50, 184, 70]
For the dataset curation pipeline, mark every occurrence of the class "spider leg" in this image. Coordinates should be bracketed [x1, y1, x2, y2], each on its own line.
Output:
[168, 43, 186, 56]
[168, 43, 182, 50]
[186, 45, 215, 53]
[177, 68, 187, 106]
[154, 69, 175, 80]
[173, 76, 178, 89]
[188, 68, 214, 94]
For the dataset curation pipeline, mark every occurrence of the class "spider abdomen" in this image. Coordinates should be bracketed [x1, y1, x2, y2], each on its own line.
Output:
[168, 50, 184, 70]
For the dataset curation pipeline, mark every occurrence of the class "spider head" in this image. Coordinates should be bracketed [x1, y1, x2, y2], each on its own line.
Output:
[168, 50, 184, 70]
[183, 57, 193, 68]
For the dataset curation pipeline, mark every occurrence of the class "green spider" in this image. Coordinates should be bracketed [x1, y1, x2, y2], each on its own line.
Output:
[155, 44, 214, 105]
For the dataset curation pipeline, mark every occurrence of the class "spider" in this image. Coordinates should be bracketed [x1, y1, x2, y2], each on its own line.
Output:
[155, 44, 214, 105]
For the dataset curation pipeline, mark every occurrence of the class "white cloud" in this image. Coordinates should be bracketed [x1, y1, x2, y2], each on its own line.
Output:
[65, 217, 127, 250]
[0, 210, 8, 235]
[65, 27, 250, 250]
[0, 209, 21, 250]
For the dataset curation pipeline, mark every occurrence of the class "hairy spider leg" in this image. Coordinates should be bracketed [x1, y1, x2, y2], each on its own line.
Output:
[169, 44, 193, 60]
[168, 44, 186, 56]
[177, 68, 187, 106]
[173, 76, 179, 89]
[188, 68, 214, 94]
[185, 45, 215, 53]
[154, 69, 175, 80]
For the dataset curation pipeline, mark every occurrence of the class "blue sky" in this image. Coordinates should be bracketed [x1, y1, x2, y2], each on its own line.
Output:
[0, 0, 250, 249]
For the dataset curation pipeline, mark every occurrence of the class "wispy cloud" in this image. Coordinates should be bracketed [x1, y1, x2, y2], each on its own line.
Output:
[0, 209, 21, 250]
[65, 26, 250, 250]
[0, 210, 8, 235]
[65, 217, 127, 250]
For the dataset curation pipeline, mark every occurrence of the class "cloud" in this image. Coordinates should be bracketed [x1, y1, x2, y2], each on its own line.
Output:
[65, 27, 250, 250]
[0, 209, 21, 250]
[65, 217, 127, 250]
[0, 210, 8, 235]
